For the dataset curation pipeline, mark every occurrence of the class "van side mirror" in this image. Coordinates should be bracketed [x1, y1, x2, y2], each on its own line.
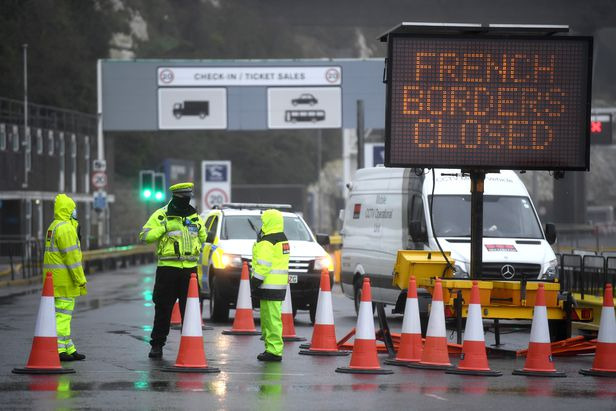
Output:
[409, 220, 428, 243]
[206, 230, 216, 244]
[316, 233, 330, 246]
[545, 223, 556, 245]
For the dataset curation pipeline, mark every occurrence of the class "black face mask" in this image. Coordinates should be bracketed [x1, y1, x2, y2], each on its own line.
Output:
[167, 196, 194, 217]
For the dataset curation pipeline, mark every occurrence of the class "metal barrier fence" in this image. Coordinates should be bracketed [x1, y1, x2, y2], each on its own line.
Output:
[0, 238, 155, 283]
[558, 253, 616, 300]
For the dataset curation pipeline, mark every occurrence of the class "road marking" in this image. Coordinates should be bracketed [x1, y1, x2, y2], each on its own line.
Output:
[225, 372, 305, 376]
[425, 394, 448, 401]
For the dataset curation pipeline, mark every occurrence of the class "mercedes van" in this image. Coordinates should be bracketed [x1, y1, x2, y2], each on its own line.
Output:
[340, 167, 558, 314]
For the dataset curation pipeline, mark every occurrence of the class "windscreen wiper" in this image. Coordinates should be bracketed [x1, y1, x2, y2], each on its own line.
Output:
[247, 218, 258, 234]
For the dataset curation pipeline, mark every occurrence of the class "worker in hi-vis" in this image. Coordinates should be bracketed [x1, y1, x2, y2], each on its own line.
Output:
[251, 209, 290, 362]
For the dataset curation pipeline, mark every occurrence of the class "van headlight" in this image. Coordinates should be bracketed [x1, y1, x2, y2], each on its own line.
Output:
[452, 264, 469, 279]
[314, 255, 333, 272]
[221, 254, 243, 269]
[540, 259, 558, 281]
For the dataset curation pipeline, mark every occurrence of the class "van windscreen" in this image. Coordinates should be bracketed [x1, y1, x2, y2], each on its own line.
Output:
[430, 195, 543, 239]
[221, 215, 313, 241]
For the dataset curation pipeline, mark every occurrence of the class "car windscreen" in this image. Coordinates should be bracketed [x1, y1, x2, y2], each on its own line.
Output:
[221, 215, 313, 241]
[429, 195, 544, 239]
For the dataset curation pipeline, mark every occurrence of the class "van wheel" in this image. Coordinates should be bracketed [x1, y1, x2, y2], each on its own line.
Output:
[354, 278, 375, 316]
[309, 305, 316, 325]
[548, 319, 569, 342]
[419, 312, 429, 338]
[209, 276, 229, 323]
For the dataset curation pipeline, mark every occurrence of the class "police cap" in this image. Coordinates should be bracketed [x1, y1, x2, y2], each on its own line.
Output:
[169, 182, 194, 197]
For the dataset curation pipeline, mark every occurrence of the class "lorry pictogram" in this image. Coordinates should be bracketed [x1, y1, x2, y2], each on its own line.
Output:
[173, 100, 209, 119]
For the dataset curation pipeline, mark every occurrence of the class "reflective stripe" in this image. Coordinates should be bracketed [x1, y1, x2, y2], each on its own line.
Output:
[58, 335, 71, 340]
[55, 308, 73, 315]
[270, 269, 288, 275]
[167, 230, 182, 236]
[256, 259, 272, 267]
[46, 221, 68, 252]
[140, 228, 151, 239]
[260, 284, 287, 290]
[159, 256, 198, 261]
[59, 244, 80, 254]
[43, 264, 67, 269]
[57, 297, 73, 302]
[253, 273, 265, 280]
[65, 341, 75, 349]
[67, 261, 82, 269]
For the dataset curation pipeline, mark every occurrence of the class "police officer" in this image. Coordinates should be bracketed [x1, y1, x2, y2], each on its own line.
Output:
[43, 194, 87, 361]
[251, 209, 289, 362]
[139, 182, 207, 359]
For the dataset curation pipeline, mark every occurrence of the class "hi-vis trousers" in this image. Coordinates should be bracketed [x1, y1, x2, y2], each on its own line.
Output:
[55, 297, 77, 354]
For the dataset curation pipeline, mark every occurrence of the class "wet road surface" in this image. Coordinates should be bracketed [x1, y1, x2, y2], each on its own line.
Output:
[0, 265, 614, 410]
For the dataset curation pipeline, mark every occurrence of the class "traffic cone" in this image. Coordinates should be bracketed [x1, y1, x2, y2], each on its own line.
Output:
[580, 284, 616, 378]
[407, 278, 452, 370]
[385, 276, 423, 366]
[162, 273, 220, 373]
[170, 301, 182, 329]
[282, 284, 306, 342]
[447, 281, 501, 376]
[299, 268, 349, 356]
[513, 283, 565, 377]
[13, 272, 75, 374]
[336, 277, 393, 374]
[222, 261, 260, 336]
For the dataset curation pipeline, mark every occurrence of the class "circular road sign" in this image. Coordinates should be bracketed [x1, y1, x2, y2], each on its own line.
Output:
[91, 172, 108, 189]
[204, 188, 229, 209]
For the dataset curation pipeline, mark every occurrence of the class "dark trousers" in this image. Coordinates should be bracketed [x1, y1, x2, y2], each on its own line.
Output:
[150, 266, 198, 347]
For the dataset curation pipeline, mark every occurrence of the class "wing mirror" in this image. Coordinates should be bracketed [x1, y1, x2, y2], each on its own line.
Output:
[545, 223, 557, 245]
[316, 233, 330, 246]
[409, 220, 428, 243]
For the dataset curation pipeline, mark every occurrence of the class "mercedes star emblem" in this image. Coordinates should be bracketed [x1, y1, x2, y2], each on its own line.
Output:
[501, 264, 515, 280]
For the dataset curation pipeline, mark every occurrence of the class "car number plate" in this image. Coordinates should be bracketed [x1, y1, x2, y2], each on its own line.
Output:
[288, 275, 298, 284]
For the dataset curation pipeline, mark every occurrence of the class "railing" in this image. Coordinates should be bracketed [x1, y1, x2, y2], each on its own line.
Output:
[558, 253, 616, 300]
[0, 238, 155, 283]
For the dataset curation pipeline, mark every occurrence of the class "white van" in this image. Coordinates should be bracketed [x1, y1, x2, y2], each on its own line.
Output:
[340, 167, 558, 315]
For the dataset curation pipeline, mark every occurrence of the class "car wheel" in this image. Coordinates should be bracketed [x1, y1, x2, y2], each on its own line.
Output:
[354, 277, 376, 316]
[209, 276, 229, 323]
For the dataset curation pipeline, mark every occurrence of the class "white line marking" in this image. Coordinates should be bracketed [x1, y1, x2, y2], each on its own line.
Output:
[425, 393, 448, 401]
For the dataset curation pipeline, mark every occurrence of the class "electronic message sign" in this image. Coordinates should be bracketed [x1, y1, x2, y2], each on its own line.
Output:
[385, 35, 593, 170]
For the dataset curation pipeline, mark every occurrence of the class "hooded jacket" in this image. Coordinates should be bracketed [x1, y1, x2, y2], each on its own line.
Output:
[251, 209, 290, 301]
[43, 194, 87, 297]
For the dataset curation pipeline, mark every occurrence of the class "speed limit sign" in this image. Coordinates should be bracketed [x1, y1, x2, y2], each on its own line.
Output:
[91, 171, 108, 189]
[204, 188, 229, 209]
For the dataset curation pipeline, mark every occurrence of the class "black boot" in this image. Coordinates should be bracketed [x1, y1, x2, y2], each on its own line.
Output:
[257, 351, 282, 362]
[148, 345, 163, 359]
[71, 352, 86, 361]
[59, 352, 75, 362]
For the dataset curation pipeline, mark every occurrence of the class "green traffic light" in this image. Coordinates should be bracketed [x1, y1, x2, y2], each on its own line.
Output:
[155, 192, 163, 201]
[143, 189, 152, 199]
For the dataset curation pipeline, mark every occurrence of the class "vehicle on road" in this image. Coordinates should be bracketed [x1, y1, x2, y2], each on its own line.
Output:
[340, 167, 559, 319]
[200, 203, 333, 324]
[291, 93, 318, 106]
[173, 100, 209, 119]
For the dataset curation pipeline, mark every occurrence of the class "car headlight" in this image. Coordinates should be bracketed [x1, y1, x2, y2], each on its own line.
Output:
[452, 264, 469, 279]
[314, 255, 333, 272]
[220, 254, 243, 269]
[540, 259, 558, 281]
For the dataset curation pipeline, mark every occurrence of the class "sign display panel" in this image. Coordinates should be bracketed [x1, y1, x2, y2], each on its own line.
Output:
[158, 88, 227, 130]
[385, 35, 593, 170]
[590, 114, 612, 145]
[267, 87, 342, 129]
[201, 161, 231, 210]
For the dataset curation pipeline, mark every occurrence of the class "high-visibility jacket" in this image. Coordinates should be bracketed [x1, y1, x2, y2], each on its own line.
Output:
[43, 194, 87, 297]
[251, 209, 289, 301]
[139, 205, 207, 268]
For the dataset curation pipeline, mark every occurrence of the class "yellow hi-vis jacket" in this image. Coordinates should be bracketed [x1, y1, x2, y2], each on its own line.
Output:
[139, 205, 207, 268]
[251, 209, 290, 301]
[43, 194, 87, 297]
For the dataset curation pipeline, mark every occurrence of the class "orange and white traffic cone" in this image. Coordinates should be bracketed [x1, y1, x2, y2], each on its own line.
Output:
[170, 301, 182, 330]
[282, 284, 306, 342]
[580, 283, 616, 378]
[13, 272, 75, 374]
[513, 283, 565, 377]
[447, 281, 501, 376]
[336, 277, 393, 374]
[299, 268, 349, 356]
[385, 276, 423, 366]
[162, 273, 220, 373]
[222, 261, 260, 336]
[408, 278, 452, 370]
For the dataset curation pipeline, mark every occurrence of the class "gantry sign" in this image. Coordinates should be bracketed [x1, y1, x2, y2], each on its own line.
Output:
[381, 23, 593, 171]
[100, 59, 385, 131]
